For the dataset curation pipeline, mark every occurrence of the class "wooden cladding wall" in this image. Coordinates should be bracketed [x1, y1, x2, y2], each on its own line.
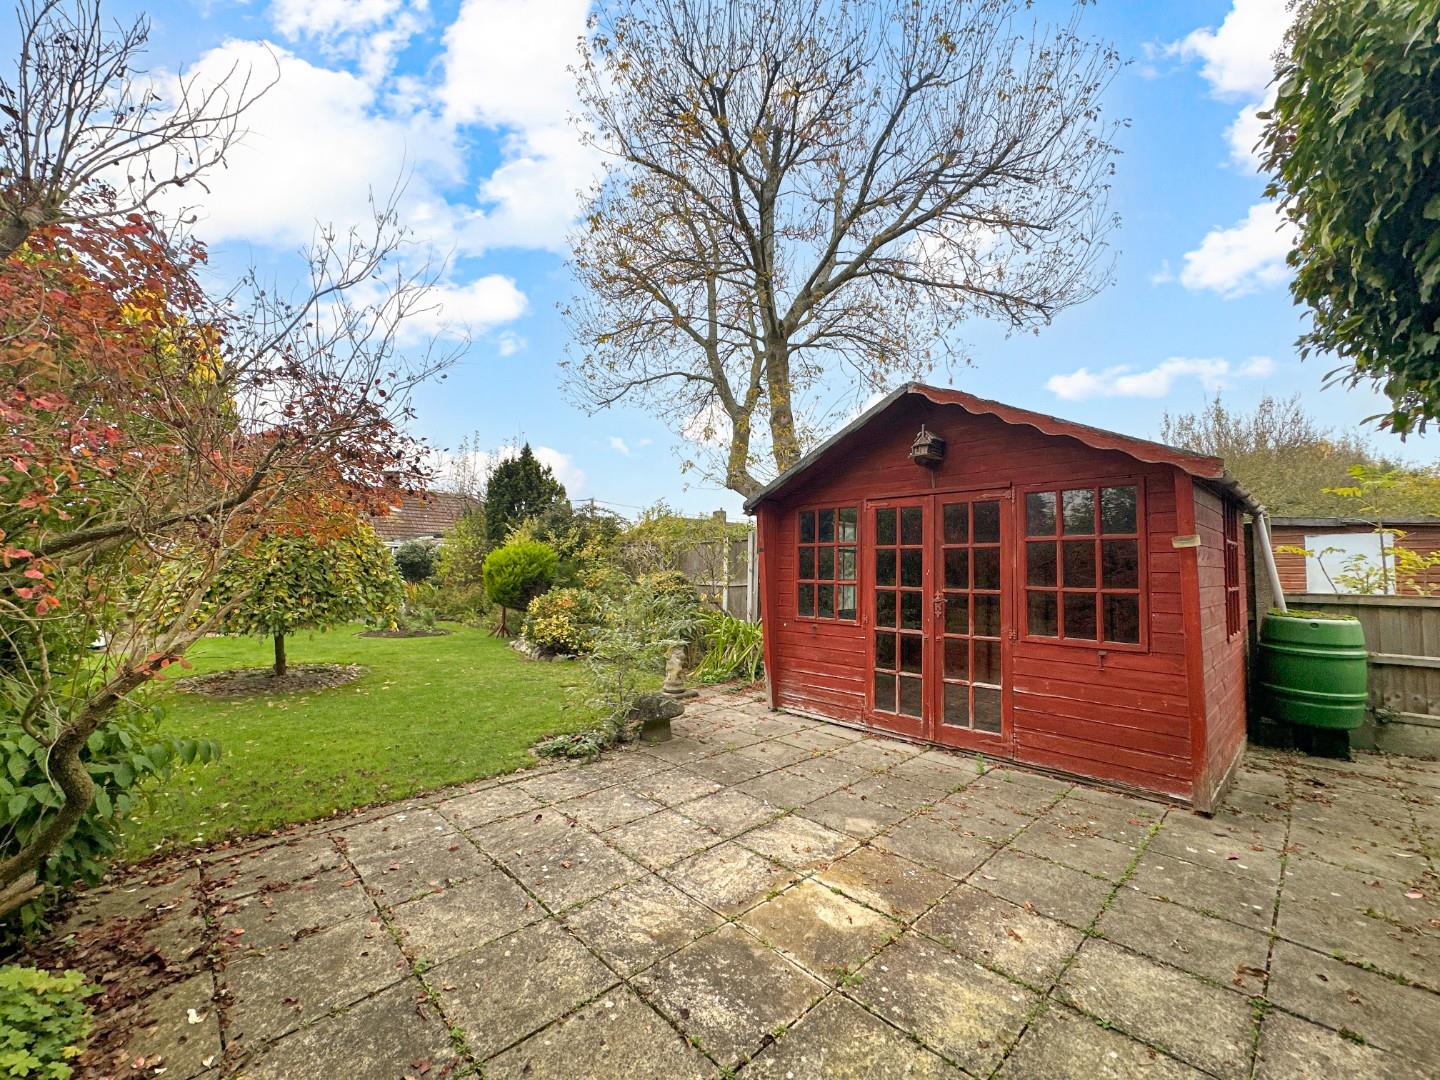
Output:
[1193, 482, 1249, 809]
[759, 396, 1210, 801]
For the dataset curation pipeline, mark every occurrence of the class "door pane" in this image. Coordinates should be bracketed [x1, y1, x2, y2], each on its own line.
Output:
[875, 632, 896, 668]
[974, 594, 1001, 636]
[900, 591, 923, 630]
[876, 549, 897, 586]
[944, 683, 969, 727]
[1063, 540, 1096, 588]
[943, 503, 969, 543]
[973, 639, 1000, 684]
[876, 508, 896, 545]
[799, 510, 816, 542]
[944, 593, 968, 633]
[874, 672, 896, 712]
[837, 584, 857, 621]
[817, 584, 835, 618]
[1027, 542, 1057, 586]
[901, 548, 923, 587]
[973, 687, 1002, 732]
[973, 500, 1000, 543]
[876, 590, 896, 627]
[944, 639, 968, 680]
[798, 584, 815, 616]
[838, 547, 857, 579]
[900, 506, 924, 544]
[944, 548, 969, 589]
[838, 506, 858, 541]
[1026, 491, 1057, 536]
[900, 634, 922, 674]
[973, 548, 1001, 590]
[898, 676, 923, 717]
[1064, 592, 1098, 639]
[799, 547, 816, 579]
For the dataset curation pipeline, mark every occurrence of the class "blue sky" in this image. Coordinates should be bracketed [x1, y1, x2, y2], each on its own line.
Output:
[26, 0, 1432, 515]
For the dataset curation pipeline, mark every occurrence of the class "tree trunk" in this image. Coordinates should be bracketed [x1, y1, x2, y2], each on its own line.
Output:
[725, 410, 762, 499]
[492, 606, 511, 638]
[0, 666, 151, 916]
[273, 634, 287, 677]
[765, 344, 802, 474]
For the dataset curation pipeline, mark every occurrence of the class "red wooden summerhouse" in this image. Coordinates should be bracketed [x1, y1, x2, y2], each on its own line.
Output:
[745, 384, 1259, 811]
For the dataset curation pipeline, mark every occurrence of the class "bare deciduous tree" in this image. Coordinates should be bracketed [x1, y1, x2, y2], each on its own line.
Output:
[0, 0, 271, 257]
[565, 0, 1122, 497]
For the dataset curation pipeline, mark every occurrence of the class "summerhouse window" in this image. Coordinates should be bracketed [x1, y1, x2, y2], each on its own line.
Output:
[796, 507, 858, 620]
[1224, 500, 1242, 637]
[1023, 484, 1143, 645]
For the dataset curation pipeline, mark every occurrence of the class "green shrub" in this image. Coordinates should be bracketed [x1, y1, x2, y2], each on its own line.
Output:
[483, 540, 559, 635]
[392, 540, 438, 583]
[1, 693, 219, 936]
[694, 611, 764, 683]
[522, 588, 603, 655]
[436, 512, 488, 590]
[534, 576, 706, 760]
[0, 966, 96, 1079]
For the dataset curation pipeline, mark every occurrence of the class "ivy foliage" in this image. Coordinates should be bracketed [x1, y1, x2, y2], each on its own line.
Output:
[1, 687, 219, 935]
[0, 966, 96, 1079]
[1262, 0, 1440, 433]
[205, 521, 404, 655]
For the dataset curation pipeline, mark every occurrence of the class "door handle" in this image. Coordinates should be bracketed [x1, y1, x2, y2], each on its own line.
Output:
[932, 592, 944, 617]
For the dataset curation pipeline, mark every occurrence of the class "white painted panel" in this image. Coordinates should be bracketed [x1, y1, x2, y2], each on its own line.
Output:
[1304, 532, 1394, 594]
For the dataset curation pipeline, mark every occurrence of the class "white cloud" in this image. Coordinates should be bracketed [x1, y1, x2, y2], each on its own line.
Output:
[170, 41, 459, 249]
[1175, 0, 1289, 99]
[403, 275, 527, 339]
[1046, 355, 1275, 401]
[1179, 201, 1296, 298]
[608, 436, 632, 456]
[496, 330, 526, 356]
[1174, 1, 1292, 171]
[440, 0, 604, 253]
[270, 0, 428, 84]
[429, 441, 586, 496]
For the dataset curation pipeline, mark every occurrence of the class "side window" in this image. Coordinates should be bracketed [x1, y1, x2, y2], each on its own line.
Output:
[1224, 501, 1242, 636]
[796, 507, 858, 620]
[1023, 484, 1143, 645]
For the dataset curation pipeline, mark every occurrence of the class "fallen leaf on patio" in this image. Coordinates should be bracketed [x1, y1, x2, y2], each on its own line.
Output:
[202, 1057, 215, 1068]
[1235, 965, 1265, 979]
[1346, 990, 1363, 1005]
[186, 1008, 205, 1024]
[1405, 890, 1425, 899]
[1004, 926, 1023, 941]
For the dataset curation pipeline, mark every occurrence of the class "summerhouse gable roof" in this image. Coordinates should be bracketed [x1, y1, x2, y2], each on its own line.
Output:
[742, 383, 1263, 515]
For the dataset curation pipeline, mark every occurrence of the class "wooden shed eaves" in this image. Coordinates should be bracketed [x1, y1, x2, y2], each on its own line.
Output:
[742, 382, 1254, 513]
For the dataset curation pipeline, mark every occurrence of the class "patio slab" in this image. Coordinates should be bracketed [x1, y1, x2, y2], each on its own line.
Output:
[39, 690, 1440, 1080]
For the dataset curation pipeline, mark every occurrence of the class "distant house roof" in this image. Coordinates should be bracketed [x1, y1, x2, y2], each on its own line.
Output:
[742, 382, 1263, 515]
[371, 490, 473, 543]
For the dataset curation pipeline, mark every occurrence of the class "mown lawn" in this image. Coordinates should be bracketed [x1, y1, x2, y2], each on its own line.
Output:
[122, 624, 586, 860]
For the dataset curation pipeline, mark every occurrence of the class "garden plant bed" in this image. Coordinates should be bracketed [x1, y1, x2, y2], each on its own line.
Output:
[175, 664, 365, 697]
[37, 688, 1440, 1079]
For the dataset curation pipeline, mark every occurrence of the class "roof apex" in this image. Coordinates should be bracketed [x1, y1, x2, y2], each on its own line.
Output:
[743, 383, 1248, 513]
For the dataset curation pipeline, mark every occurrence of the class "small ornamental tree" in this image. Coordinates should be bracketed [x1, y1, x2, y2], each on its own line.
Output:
[206, 521, 405, 676]
[393, 540, 438, 583]
[1261, 0, 1440, 434]
[483, 540, 559, 636]
[483, 445, 569, 547]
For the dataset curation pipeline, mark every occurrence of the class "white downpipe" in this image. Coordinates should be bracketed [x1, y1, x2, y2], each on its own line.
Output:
[1253, 511, 1287, 614]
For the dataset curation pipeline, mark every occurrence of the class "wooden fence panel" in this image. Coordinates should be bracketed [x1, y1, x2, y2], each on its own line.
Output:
[1285, 593, 1440, 751]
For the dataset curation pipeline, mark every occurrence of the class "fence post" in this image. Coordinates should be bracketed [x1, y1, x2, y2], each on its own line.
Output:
[746, 524, 759, 623]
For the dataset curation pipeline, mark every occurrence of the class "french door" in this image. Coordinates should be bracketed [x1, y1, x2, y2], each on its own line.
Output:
[866, 492, 1013, 751]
